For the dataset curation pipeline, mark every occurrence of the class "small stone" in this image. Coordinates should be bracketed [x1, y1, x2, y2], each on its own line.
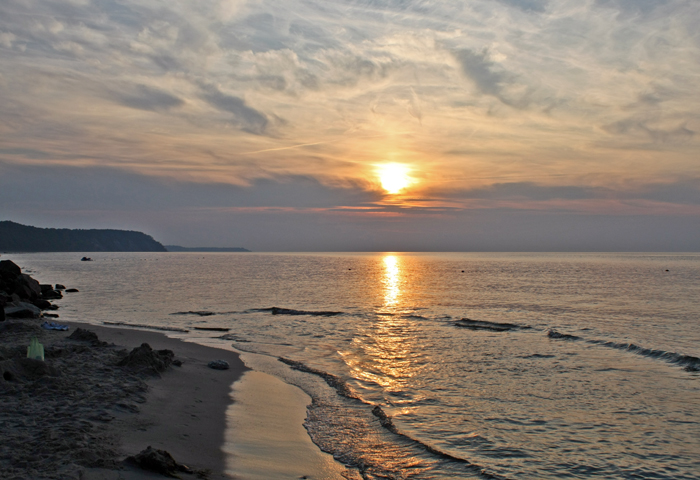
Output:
[208, 360, 229, 370]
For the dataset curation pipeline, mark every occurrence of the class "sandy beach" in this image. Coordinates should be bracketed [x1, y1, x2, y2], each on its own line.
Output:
[0, 317, 350, 480]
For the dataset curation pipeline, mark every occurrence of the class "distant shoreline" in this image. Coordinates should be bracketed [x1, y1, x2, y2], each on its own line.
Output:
[164, 245, 250, 252]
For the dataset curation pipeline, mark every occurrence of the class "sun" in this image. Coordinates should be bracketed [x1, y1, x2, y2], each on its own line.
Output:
[377, 163, 413, 194]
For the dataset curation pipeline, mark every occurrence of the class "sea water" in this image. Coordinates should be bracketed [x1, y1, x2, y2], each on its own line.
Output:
[9, 252, 700, 479]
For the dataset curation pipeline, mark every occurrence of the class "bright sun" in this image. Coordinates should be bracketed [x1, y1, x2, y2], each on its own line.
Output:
[377, 163, 413, 194]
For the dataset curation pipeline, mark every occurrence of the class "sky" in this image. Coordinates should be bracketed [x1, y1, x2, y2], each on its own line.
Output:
[1, 0, 699, 251]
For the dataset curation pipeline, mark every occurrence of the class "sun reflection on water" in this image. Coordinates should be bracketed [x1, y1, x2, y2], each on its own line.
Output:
[342, 254, 427, 412]
[383, 255, 401, 308]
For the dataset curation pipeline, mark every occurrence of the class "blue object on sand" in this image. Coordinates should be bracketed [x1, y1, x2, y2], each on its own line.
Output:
[41, 321, 69, 331]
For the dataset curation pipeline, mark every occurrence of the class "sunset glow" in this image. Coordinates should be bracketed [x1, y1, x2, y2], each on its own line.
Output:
[1, 0, 699, 251]
[378, 164, 413, 194]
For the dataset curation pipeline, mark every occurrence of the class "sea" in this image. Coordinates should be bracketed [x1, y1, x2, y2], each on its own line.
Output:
[7, 252, 700, 479]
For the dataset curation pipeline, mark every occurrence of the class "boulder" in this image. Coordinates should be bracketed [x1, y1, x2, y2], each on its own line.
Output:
[19, 274, 41, 299]
[42, 289, 63, 299]
[55, 284, 66, 290]
[208, 360, 230, 370]
[0, 260, 21, 277]
[32, 299, 53, 310]
[5, 302, 41, 319]
[65, 288, 79, 293]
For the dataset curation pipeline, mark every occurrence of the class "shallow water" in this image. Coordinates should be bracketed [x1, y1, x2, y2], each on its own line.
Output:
[10, 252, 700, 479]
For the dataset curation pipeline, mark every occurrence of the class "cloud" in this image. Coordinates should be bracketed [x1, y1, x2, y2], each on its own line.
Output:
[494, 0, 548, 13]
[200, 84, 269, 134]
[451, 48, 534, 108]
[601, 118, 695, 144]
[595, 0, 669, 17]
[111, 84, 184, 111]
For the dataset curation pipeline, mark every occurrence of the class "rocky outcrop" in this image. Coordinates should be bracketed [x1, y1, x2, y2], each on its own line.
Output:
[0, 221, 167, 252]
[1, 260, 70, 319]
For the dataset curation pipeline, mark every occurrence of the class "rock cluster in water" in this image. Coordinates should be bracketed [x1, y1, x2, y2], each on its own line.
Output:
[0, 260, 68, 321]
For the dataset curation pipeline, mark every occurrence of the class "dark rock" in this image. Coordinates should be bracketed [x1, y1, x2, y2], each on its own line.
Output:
[32, 299, 53, 310]
[65, 288, 79, 293]
[126, 446, 193, 478]
[172, 359, 183, 367]
[5, 302, 41, 318]
[0, 260, 21, 277]
[42, 289, 63, 299]
[43, 313, 59, 318]
[208, 360, 229, 370]
[81, 257, 93, 262]
[39, 284, 54, 293]
[118, 343, 174, 375]
[46, 304, 60, 310]
[0, 307, 4, 322]
[18, 274, 41, 300]
[55, 284, 66, 290]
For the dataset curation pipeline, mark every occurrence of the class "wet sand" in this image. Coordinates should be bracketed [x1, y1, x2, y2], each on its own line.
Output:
[0, 318, 349, 480]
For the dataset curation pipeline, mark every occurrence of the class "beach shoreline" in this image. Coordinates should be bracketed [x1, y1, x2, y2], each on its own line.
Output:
[0, 317, 350, 480]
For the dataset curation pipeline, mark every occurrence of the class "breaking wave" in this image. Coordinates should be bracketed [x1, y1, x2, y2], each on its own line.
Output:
[277, 357, 508, 480]
[250, 307, 344, 316]
[548, 330, 700, 372]
[454, 318, 531, 332]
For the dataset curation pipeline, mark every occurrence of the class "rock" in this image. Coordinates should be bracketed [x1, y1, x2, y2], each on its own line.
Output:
[42, 289, 63, 299]
[39, 284, 54, 293]
[32, 299, 53, 310]
[55, 284, 66, 290]
[126, 446, 193, 478]
[208, 360, 229, 370]
[0, 306, 4, 322]
[0, 260, 21, 277]
[5, 302, 42, 318]
[18, 274, 41, 300]
[43, 313, 59, 318]
[65, 288, 79, 293]
[80, 257, 92, 262]
[118, 343, 174, 375]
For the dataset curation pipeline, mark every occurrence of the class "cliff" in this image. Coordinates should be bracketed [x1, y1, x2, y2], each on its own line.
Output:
[0, 221, 167, 252]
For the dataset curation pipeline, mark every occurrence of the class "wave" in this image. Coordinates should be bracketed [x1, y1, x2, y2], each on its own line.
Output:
[170, 311, 216, 316]
[102, 321, 189, 333]
[169, 310, 241, 316]
[278, 357, 359, 399]
[251, 307, 343, 317]
[454, 318, 531, 332]
[547, 330, 581, 341]
[278, 357, 508, 480]
[547, 330, 700, 372]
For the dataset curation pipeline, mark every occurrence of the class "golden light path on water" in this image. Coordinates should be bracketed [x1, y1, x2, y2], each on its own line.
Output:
[342, 254, 426, 415]
[383, 255, 401, 307]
